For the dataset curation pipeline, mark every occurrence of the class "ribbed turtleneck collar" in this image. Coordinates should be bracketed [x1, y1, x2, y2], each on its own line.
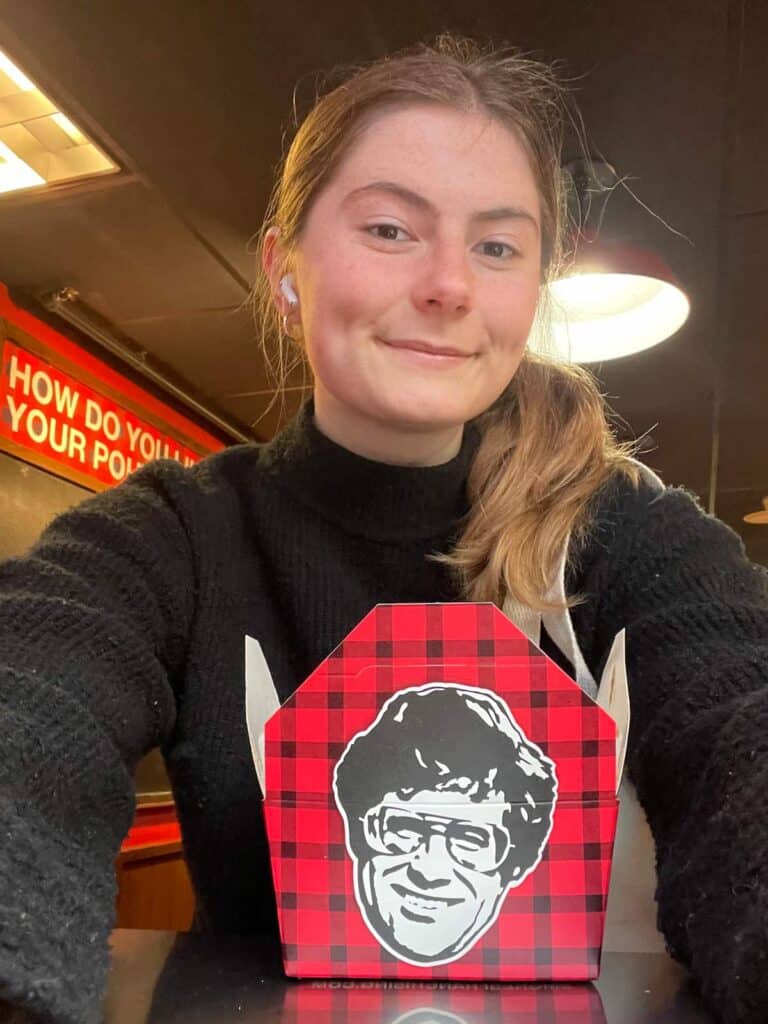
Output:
[261, 400, 480, 544]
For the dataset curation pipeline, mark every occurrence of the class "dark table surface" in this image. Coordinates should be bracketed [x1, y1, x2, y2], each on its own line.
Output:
[104, 929, 714, 1024]
[103, 786, 716, 1023]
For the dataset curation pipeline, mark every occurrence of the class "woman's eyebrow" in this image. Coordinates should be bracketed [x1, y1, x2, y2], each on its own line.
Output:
[345, 180, 540, 234]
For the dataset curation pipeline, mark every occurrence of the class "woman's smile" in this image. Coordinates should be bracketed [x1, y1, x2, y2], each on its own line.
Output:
[376, 336, 477, 367]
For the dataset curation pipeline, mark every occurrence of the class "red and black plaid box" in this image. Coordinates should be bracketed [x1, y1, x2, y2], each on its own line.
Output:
[261, 603, 618, 982]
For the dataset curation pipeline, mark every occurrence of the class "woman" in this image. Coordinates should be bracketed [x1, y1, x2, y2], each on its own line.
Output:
[1, 35, 766, 1024]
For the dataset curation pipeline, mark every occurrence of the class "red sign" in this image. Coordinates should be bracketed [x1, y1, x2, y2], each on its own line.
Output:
[1, 341, 205, 486]
[0, 285, 225, 490]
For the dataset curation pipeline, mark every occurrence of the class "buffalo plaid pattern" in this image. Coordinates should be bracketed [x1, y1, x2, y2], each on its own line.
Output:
[264, 603, 618, 981]
[280, 977, 606, 1023]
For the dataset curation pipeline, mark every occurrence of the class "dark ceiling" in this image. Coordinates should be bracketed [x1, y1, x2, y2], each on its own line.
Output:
[0, 0, 765, 563]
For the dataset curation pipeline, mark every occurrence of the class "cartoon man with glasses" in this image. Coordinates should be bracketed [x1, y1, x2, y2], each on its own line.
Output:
[333, 683, 558, 966]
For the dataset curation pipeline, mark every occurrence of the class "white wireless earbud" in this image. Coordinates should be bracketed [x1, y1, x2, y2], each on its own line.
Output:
[280, 275, 299, 307]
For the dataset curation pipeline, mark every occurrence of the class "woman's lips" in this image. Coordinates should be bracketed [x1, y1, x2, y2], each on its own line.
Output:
[378, 337, 474, 364]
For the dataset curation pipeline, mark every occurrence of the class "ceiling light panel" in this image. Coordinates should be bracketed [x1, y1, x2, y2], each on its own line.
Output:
[0, 48, 118, 194]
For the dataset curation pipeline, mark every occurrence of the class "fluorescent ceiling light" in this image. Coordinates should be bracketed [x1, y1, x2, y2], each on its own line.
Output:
[0, 47, 118, 193]
[0, 51, 35, 92]
[0, 138, 44, 192]
[50, 112, 87, 145]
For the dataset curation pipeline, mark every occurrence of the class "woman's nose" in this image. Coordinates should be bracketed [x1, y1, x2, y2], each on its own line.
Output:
[412, 243, 473, 315]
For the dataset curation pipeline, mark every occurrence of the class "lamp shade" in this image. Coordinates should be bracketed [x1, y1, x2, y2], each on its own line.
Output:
[744, 498, 768, 525]
[532, 239, 690, 364]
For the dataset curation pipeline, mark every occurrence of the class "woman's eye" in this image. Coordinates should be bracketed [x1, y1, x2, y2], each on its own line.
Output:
[478, 240, 518, 260]
[366, 223, 409, 242]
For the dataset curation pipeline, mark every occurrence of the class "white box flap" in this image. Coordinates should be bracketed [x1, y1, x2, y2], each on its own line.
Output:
[596, 628, 630, 793]
[244, 635, 281, 795]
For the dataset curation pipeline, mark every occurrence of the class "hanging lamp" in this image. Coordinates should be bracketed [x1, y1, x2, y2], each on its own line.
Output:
[532, 160, 690, 364]
[743, 498, 768, 525]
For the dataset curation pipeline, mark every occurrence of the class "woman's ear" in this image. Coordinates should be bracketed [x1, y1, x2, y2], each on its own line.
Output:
[263, 226, 304, 341]
[262, 226, 293, 313]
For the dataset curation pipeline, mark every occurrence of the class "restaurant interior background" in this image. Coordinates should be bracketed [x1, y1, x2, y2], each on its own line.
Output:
[0, 0, 765, 930]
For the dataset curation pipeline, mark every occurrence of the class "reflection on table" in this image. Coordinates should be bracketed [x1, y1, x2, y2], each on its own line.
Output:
[105, 929, 713, 1024]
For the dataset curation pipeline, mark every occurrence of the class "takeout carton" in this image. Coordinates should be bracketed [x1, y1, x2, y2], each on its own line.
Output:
[248, 603, 623, 982]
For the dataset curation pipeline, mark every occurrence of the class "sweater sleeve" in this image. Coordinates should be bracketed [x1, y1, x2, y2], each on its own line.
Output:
[0, 459, 198, 1024]
[574, 477, 768, 1024]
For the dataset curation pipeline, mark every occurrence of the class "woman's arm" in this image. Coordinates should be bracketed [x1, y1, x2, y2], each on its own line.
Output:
[0, 459, 199, 1024]
[574, 477, 768, 1024]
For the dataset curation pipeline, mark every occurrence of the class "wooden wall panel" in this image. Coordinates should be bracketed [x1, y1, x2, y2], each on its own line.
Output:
[116, 801, 196, 932]
[719, 213, 768, 495]
[116, 843, 195, 933]
[731, 0, 768, 215]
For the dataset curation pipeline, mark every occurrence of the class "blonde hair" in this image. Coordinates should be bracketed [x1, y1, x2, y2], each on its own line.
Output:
[253, 33, 639, 611]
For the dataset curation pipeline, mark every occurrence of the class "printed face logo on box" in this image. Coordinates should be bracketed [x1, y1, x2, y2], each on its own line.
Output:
[333, 683, 558, 966]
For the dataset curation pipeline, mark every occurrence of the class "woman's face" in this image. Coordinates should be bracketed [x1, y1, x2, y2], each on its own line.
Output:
[283, 104, 543, 462]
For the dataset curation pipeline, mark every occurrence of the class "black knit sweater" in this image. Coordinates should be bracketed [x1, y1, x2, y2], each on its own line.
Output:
[0, 404, 767, 1024]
